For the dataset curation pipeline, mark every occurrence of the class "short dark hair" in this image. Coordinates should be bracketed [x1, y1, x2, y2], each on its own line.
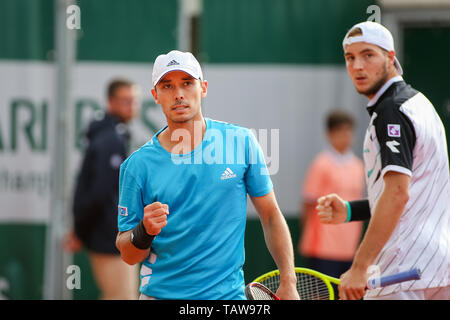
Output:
[107, 78, 134, 98]
[326, 109, 355, 131]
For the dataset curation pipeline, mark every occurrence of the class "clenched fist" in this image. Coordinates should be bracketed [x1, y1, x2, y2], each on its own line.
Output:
[316, 193, 347, 224]
[142, 202, 169, 236]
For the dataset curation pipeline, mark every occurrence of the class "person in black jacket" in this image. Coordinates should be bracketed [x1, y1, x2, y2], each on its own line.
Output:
[65, 79, 140, 299]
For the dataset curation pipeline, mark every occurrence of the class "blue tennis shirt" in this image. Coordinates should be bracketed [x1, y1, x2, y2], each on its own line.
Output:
[118, 118, 273, 299]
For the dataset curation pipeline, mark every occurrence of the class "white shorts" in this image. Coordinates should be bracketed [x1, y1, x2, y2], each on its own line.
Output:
[364, 286, 449, 300]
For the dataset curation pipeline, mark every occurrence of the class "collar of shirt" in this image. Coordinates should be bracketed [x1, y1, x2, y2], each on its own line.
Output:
[366, 75, 404, 110]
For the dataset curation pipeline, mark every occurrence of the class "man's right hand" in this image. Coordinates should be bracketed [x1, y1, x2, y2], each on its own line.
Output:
[142, 202, 169, 236]
[316, 193, 347, 224]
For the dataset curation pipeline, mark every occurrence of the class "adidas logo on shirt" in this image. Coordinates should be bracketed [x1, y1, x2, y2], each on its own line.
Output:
[221, 168, 236, 180]
[167, 60, 180, 66]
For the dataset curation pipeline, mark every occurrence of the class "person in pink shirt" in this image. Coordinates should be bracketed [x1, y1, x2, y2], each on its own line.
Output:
[298, 110, 365, 280]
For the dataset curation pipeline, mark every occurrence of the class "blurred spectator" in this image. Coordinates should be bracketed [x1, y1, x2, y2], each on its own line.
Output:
[64, 79, 140, 299]
[298, 110, 365, 278]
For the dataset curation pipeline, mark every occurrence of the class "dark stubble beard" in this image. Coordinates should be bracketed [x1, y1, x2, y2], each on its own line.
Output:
[357, 62, 389, 97]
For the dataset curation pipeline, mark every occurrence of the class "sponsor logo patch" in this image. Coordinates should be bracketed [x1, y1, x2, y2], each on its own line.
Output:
[118, 206, 128, 216]
[387, 124, 401, 137]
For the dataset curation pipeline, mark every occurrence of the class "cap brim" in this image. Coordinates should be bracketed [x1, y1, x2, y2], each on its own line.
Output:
[394, 57, 403, 76]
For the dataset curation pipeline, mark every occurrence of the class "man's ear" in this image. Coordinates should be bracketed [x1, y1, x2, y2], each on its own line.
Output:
[201, 80, 208, 98]
[388, 50, 396, 68]
[151, 88, 159, 104]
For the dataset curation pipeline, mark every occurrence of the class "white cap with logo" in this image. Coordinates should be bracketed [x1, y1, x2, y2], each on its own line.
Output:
[342, 21, 403, 75]
[152, 50, 203, 88]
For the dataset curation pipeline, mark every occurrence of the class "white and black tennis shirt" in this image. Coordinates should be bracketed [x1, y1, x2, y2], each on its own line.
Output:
[360, 76, 449, 297]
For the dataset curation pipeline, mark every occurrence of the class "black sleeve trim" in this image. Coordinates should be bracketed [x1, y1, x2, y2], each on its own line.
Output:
[349, 199, 371, 221]
[374, 103, 416, 174]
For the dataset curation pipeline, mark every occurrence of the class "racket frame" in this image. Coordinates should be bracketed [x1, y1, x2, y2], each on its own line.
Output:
[254, 267, 338, 300]
[245, 282, 280, 300]
[252, 267, 421, 300]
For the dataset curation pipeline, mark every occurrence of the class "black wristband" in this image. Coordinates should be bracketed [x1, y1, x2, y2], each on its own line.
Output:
[130, 220, 155, 250]
[349, 199, 371, 221]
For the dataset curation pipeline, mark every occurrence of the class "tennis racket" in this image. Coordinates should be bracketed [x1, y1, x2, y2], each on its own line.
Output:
[249, 267, 421, 300]
[245, 282, 280, 300]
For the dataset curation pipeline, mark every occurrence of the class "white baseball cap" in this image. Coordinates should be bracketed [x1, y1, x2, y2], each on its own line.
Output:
[342, 21, 403, 75]
[152, 50, 203, 88]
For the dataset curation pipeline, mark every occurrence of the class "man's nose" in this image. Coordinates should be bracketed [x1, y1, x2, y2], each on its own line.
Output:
[174, 87, 184, 101]
[353, 57, 364, 70]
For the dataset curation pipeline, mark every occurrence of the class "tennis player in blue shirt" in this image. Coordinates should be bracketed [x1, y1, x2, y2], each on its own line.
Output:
[115, 50, 299, 300]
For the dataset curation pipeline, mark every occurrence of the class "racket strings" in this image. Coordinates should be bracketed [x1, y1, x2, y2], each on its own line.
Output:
[259, 272, 332, 300]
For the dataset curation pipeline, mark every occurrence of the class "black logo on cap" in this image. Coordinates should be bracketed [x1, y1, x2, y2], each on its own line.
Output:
[167, 60, 180, 66]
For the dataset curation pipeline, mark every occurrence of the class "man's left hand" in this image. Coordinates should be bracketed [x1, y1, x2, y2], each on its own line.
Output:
[338, 267, 369, 300]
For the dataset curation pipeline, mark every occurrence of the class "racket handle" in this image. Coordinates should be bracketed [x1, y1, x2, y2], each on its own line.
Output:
[367, 268, 421, 289]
